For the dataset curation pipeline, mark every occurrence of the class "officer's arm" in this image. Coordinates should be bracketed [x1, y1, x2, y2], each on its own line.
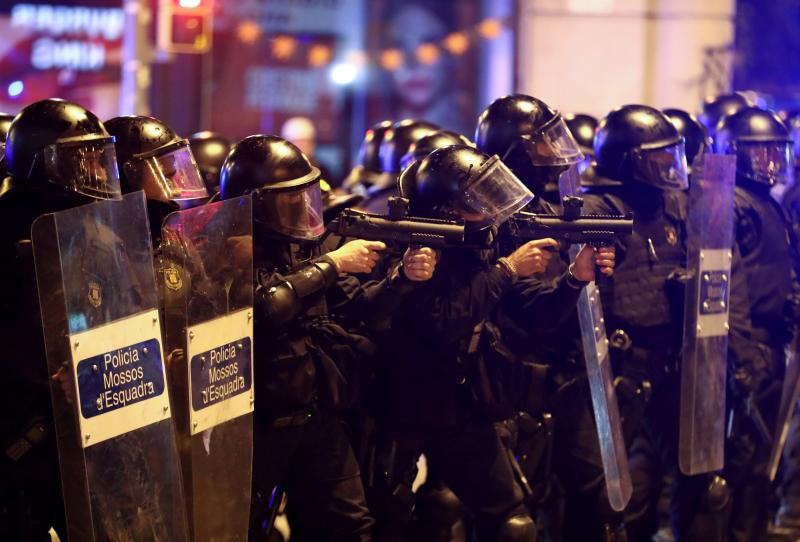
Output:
[254, 255, 338, 326]
[503, 271, 586, 332]
[727, 229, 761, 393]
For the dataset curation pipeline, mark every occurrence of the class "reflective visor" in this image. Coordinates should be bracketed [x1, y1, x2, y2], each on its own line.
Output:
[41, 137, 121, 199]
[507, 116, 585, 167]
[453, 156, 533, 228]
[254, 181, 325, 240]
[630, 141, 689, 190]
[124, 141, 208, 203]
[737, 141, 793, 186]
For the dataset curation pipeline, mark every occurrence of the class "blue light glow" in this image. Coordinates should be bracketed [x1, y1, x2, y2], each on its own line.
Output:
[7, 80, 23, 97]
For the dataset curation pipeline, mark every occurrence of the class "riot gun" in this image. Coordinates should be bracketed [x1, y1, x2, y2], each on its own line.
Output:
[506, 196, 634, 247]
[326, 196, 465, 248]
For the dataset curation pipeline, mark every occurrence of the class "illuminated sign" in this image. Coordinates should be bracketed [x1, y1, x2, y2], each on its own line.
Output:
[10, 4, 125, 72]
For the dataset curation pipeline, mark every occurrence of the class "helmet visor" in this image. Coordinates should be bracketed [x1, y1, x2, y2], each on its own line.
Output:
[631, 141, 689, 190]
[255, 181, 325, 240]
[452, 156, 533, 227]
[41, 137, 121, 199]
[737, 141, 793, 186]
[510, 116, 585, 167]
[124, 141, 208, 203]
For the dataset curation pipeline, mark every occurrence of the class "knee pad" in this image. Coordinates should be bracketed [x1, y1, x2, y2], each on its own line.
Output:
[415, 482, 463, 528]
[495, 514, 537, 542]
[703, 475, 731, 513]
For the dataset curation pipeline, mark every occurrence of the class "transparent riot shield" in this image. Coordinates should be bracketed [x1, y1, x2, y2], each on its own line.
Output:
[161, 196, 254, 541]
[559, 166, 632, 512]
[31, 192, 189, 541]
[769, 338, 800, 480]
[679, 154, 735, 475]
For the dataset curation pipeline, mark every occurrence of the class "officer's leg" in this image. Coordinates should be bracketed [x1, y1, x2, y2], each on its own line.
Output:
[776, 408, 800, 534]
[410, 478, 466, 542]
[368, 426, 424, 542]
[249, 419, 295, 541]
[427, 421, 536, 542]
[285, 414, 374, 542]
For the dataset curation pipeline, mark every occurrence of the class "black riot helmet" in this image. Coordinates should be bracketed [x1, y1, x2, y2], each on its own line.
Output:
[378, 119, 439, 176]
[0, 112, 15, 178]
[564, 113, 598, 157]
[475, 94, 584, 190]
[189, 131, 232, 195]
[400, 130, 473, 171]
[410, 144, 532, 231]
[220, 135, 324, 241]
[106, 115, 208, 208]
[664, 108, 710, 173]
[343, 120, 393, 194]
[4, 98, 121, 199]
[714, 106, 793, 187]
[699, 93, 750, 137]
[594, 104, 688, 190]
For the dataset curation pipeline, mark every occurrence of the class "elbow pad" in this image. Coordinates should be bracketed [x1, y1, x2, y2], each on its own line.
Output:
[257, 257, 338, 324]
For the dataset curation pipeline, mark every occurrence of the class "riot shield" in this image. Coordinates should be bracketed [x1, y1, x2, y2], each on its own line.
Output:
[31, 192, 189, 541]
[559, 166, 632, 512]
[679, 154, 735, 475]
[768, 332, 800, 480]
[161, 196, 254, 541]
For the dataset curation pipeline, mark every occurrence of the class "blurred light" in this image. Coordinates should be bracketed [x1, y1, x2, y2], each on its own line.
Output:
[7, 80, 23, 97]
[416, 43, 439, 65]
[380, 48, 403, 71]
[309, 44, 332, 67]
[477, 18, 503, 39]
[272, 35, 297, 60]
[237, 20, 261, 44]
[443, 32, 470, 55]
[346, 50, 368, 67]
[179, 0, 202, 7]
[330, 63, 357, 85]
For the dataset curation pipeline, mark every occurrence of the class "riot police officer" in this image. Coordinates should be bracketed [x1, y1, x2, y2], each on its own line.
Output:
[715, 106, 798, 542]
[371, 144, 613, 541]
[0, 98, 123, 541]
[189, 130, 232, 197]
[343, 120, 394, 196]
[664, 108, 710, 175]
[106, 115, 210, 232]
[581, 104, 753, 542]
[564, 113, 599, 174]
[699, 93, 750, 139]
[219, 135, 437, 541]
[0, 113, 14, 179]
[475, 94, 585, 209]
[359, 119, 439, 214]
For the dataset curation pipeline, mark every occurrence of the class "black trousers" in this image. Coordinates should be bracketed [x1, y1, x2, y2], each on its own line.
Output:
[369, 420, 530, 541]
[250, 412, 375, 542]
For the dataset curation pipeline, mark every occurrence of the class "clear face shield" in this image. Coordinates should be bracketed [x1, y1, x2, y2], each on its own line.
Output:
[123, 140, 208, 207]
[254, 181, 325, 241]
[505, 115, 585, 167]
[35, 136, 122, 199]
[736, 141, 793, 187]
[630, 140, 689, 190]
[449, 155, 533, 229]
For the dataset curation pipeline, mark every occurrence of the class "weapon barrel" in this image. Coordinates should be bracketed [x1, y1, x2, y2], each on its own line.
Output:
[329, 209, 464, 247]
[508, 212, 633, 245]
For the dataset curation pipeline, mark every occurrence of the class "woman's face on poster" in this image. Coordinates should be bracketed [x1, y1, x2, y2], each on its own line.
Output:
[387, 4, 450, 109]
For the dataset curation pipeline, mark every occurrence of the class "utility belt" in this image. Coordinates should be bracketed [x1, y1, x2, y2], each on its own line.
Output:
[3, 416, 51, 463]
[608, 327, 679, 383]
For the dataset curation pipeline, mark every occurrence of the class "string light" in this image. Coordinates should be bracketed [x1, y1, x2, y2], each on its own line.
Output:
[308, 44, 332, 67]
[443, 32, 469, 55]
[416, 43, 440, 65]
[236, 20, 261, 44]
[272, 35, 297, 60]
[380, 48, 403, 71]
[477, 18, 503, 39]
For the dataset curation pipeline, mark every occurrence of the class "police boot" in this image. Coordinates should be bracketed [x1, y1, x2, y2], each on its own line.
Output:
[494, 514, 537, 542]
[410, 481, 465, 542]
[603, 522, 629, 542]
[682, 475, 730, 542]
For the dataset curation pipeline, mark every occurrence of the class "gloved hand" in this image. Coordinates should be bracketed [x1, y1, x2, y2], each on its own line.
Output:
[327, 240, 386, 274]
[402, 246, 437, 281]
[570, 244, 616, 282]
[505, 238, 559, 277]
